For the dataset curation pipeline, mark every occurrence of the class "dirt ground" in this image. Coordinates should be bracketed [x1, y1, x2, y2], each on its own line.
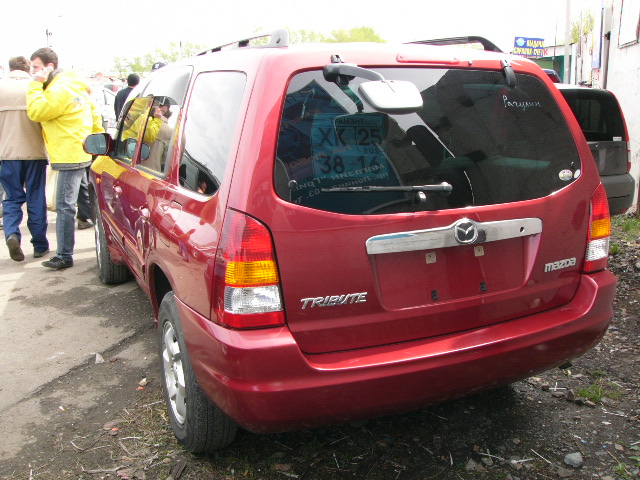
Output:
[1, 225, 639, 480]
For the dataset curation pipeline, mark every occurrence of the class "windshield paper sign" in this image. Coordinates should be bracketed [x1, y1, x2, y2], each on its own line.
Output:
[311, 114, 390, 180]
[512, 37, 545, 58]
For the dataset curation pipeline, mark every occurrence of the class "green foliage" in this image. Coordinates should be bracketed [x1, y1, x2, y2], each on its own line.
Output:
[570, 10, 595, 43]
[289, 26, 386, 44]
[325, 26, 386, 43]
[289, 29, 331, 44]
[112, 41, 205, 77]
[112, 27, 385, 77]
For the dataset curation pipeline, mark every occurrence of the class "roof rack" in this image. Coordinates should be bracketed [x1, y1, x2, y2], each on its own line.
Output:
[408, 36, 503, 53]
[198, 29, 289, 55]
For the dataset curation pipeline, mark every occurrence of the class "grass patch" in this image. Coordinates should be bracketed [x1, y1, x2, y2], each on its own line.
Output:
[577, 380, 624, 403]
[611, 214, 640, 242]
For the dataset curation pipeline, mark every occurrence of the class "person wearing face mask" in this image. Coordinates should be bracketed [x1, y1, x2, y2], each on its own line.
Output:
[25, 47, 103, 270]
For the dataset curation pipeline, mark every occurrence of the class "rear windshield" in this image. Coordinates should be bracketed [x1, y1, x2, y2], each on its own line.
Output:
[275, 68, 580, 215]
[559, 89, 625, 142]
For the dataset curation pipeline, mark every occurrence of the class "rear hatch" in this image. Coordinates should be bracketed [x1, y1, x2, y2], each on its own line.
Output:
[557, 87, 628, 176]
[265, 65, 593, 354]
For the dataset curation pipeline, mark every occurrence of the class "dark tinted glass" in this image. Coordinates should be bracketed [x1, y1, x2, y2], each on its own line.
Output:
[275, 68, 581, 215]
[559, 89, 625, 141]
[179, 71, 247, 195]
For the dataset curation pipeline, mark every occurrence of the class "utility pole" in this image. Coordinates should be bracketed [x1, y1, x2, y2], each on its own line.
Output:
[45, 29, 52, 47]
[564, 0, 571, 83]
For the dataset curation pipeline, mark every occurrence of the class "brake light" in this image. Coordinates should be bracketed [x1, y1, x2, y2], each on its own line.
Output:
[213, 210, 285, 329]
[583, 183, 610, 273]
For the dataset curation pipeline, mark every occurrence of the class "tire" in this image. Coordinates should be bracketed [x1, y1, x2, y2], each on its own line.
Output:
[94, 207, 131, 284]
[158, 291, 237, 453]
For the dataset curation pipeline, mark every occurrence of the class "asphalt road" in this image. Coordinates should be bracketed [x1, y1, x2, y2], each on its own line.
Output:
[0, 219, 155, 462]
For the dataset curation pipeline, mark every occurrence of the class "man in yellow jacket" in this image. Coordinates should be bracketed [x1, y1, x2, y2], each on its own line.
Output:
[26, 47, 103, 270]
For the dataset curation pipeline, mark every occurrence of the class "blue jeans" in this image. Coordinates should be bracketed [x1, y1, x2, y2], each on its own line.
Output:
[55, 168, 86, 260]
[0, 159, 49, 252]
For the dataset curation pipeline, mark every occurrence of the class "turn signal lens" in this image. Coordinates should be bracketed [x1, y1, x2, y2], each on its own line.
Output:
[583, 183, 610, 273]
[213, 210, 285, 329]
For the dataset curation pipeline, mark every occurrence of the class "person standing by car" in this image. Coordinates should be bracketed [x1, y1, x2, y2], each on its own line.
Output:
[0, 56, 49, 262]
[26, 47, 102, 270]
[114, 73, 139, 118]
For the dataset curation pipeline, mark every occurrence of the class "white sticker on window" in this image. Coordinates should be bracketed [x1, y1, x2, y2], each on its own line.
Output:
[559, 169, 573, 181]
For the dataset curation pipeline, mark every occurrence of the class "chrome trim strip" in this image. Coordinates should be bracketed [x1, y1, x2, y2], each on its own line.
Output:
[366, 218, 542, 255]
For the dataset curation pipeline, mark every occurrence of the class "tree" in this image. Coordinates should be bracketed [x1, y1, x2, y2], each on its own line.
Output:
[325, 26, 386, 43]
[112, 41, 205, 77]
[570, 10, 594, 43]
[288, 26, 386, 44]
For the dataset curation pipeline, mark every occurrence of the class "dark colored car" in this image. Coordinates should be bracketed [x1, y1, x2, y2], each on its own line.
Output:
[84, 30, 616, 453]
[556, 84, 635, 215]
[543, 68, 562, 83]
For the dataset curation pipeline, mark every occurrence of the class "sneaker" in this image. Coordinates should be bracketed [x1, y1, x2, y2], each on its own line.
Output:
[42, 256, 73, 270]
[77, 219, 94, 230]
[7, 233, 25, 262]
[34, 249, 50, 259]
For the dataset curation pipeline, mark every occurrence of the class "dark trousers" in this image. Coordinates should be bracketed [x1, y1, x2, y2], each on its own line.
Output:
[0, 159, 49, 252]
[77, 166, 91, 222]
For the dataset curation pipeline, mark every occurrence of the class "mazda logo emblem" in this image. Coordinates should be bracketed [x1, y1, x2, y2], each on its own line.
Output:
[453, 219, 479, 244]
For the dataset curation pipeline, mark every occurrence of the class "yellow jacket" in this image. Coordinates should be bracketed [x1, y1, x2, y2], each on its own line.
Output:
[26, 70, 103, 165]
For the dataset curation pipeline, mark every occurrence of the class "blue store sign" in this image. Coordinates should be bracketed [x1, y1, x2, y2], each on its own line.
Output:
[513, 37, 545, 58]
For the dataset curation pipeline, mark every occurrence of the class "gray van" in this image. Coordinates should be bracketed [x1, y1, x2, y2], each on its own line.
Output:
[556, 84, 635, 215]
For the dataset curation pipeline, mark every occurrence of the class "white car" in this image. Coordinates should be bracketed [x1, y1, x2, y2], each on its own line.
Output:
[88, 85, 117, 136]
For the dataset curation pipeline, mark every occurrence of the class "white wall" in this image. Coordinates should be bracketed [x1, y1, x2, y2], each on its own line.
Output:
[606, 0, 640, 211]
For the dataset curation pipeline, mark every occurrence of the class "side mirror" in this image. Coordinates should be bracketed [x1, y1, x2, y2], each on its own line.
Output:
[84, 133, 112, 155]
[124, 138, 151, 160]
[140, 143, 151, 161]
[358, 80, 423, 114]
[124, 138, 137, 158]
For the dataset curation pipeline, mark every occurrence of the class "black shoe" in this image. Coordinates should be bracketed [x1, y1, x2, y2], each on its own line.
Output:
[34, 249, 50, 259]
[77, 219, 94, 230]
[42, 256, 73, 270]
[7, 233, 25, 262]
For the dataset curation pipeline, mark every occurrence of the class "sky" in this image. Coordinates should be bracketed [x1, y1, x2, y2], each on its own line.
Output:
[1, 0, 600, 75]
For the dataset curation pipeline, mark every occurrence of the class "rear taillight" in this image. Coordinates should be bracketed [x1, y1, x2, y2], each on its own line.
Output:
[213, 210, 285, 329]
[583, 183, 610, 273]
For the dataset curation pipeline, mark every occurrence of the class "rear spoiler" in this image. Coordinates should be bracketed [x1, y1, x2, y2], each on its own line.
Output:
[408, 36, 503, 53]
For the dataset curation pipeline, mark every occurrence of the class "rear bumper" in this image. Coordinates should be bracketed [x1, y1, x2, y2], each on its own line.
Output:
[179, 269, 616, 433]
[601, 173, 635, 214]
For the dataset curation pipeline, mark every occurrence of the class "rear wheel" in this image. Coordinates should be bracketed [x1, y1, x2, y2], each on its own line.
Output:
[158, 291, 237, 453]
[93, 207, 130, 284]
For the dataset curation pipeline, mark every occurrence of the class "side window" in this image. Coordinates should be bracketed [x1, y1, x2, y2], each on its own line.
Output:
[116, 97, 153, 162]
[179, 71, 247, 195]
[137, 96, 180, 175]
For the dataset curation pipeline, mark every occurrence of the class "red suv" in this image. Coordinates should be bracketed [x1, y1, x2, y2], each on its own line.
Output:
[85, 30, 617, 453]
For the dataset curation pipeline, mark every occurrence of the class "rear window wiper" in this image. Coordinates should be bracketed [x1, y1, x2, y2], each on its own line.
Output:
[322, 182, 452, 195]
